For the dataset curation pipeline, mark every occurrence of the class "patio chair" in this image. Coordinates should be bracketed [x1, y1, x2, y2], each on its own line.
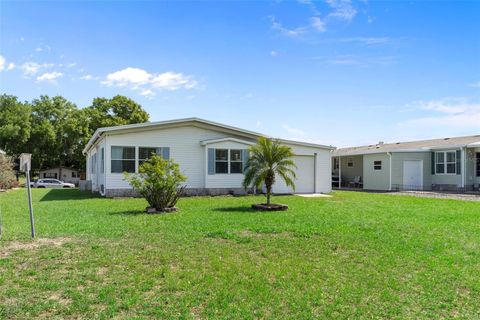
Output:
[348, 176, 363, 188]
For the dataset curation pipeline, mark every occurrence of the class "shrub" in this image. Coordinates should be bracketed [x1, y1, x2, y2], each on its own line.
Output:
[124, 155, 187, 212]
[0, 155, 16, 190]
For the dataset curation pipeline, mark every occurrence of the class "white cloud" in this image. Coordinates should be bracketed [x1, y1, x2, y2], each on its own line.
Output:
[102, 67, 152, 88]
[402, 98, 480, 127]
[270, 50, 278, 56]
[139, 89, 155, 98]
[151, 71, 197, 90]
[80, 74, 95, 80]
[310, 16, 326, 32]
[270, 16, 307, 37]
[0, 56, 17, 72]
[36, 71, 63, 82]
[326, 0, 357, 21]
[102, 67, 197, 97]
[20, 61, 54, 76]
[282, 124, 307, 136]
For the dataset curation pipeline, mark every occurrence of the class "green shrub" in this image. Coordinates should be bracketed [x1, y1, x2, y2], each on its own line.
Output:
[124, 155, 187, 212]
[0, 155, 16, 190]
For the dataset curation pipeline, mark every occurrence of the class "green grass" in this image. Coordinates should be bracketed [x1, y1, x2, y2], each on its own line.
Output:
[1, 189, 479, 319]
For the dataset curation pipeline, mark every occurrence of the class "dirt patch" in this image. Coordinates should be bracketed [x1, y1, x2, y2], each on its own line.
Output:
[0, 237, 72, 258]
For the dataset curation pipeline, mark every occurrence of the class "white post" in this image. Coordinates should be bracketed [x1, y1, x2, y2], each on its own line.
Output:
[25, 164, 35, 238]
[338, 156, 342, 189]
[388, 152, 392, 191]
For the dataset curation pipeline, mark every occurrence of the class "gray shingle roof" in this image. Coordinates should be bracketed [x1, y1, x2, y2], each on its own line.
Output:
[333, 135, 480, 156]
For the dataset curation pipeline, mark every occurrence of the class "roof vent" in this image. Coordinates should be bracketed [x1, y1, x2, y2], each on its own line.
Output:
[396, 142, 400, 145]
[444, 138, 450, 140]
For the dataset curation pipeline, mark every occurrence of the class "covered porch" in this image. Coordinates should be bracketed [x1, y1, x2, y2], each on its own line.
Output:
[332, 155, 365, 190]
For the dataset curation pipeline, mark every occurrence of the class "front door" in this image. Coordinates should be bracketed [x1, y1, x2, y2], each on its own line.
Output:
[403, 160, 423, 190]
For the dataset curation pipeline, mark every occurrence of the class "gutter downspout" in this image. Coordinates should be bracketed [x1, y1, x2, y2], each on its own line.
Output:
[388, 152, 392, 191]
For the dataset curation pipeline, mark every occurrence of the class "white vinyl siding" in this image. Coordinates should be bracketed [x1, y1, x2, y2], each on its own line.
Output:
[87, 124, 332, 194]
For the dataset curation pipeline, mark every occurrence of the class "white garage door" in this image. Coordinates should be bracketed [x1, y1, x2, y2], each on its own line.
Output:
[272, 155, 315, 194]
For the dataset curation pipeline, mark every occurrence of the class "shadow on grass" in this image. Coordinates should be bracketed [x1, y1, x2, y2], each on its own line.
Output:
[213, 206, 256, 213]
[39, 188, 101, 201]
[108, 210, 146, 216]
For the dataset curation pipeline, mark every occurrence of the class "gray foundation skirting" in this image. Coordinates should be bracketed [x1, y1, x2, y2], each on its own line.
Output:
[104, 187, 254, 198]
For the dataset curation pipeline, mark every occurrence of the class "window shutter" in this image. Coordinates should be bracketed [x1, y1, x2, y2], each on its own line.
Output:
[456, 150, 461, 175]
[431, 152, 435, 175]
[208, 148, 215, 175]
[162, 147, 170, 160]
[242, 149, 249, 172]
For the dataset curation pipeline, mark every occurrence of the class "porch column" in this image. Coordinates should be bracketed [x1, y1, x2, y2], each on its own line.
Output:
[338, 156, 342, 189]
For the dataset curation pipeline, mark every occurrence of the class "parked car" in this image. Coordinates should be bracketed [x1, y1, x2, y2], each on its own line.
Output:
[33, 179, 75, 188]
[29, 179, 37, 188]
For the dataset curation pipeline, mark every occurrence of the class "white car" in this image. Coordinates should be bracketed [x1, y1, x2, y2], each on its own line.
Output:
[34, 179, 75, 188]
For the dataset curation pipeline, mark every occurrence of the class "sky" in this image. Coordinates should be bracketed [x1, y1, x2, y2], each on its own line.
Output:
[1, 0, 479, 147]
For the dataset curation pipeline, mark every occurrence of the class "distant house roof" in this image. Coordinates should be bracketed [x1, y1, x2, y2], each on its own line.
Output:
[334, 135, 480, 156]
[83, 117, 335, 154]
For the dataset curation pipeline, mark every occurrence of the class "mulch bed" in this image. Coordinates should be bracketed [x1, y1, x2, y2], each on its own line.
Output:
[251, 203, 289, 211]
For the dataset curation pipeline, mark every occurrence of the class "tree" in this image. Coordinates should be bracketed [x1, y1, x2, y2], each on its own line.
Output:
[124, 155, 187, 212]
[0, 155, 16, 189]
[84, 95, 149, 135]
[242, 137, 297, 205]
[0, 94, 31, 156]
[27, 96, 88, 171]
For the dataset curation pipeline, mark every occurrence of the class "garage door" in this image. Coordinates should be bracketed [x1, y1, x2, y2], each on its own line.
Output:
[272, 155, 315, 194]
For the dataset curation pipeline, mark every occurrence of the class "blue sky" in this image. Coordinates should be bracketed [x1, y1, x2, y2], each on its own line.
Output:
[1, 0, 479, 147]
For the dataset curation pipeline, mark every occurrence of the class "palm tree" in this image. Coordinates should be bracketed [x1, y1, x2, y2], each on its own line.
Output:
[243, 137, 297, 205]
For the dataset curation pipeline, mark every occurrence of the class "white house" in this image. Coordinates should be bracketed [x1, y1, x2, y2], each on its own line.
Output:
[38, 167, 81, 185]
[83, 118, 334, 197]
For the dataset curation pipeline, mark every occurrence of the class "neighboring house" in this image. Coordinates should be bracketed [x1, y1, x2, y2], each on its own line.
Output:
[83, 118, 334, 197]
[332, 135, 480, 192]
[38, 167, 80, 185]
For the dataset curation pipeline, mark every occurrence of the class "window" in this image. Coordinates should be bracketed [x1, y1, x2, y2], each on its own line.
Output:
[44, 172, 57, 178]
[374, 160, 382, 170]
[90, 154, 97, 174]
[476, 153, 480, 177]
[230, 149, 243, 174]
[215, 149, 228, 174]
[435, 151, 456, 174]
[100, 148, 105, 173]
[347, 158, 354, 167]
[72, 171, 77, 178]
[111, 146, 135, 173]
[138, 147, 169, 165]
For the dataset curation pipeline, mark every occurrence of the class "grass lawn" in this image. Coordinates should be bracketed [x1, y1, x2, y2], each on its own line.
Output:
[1, 189, 479, 319]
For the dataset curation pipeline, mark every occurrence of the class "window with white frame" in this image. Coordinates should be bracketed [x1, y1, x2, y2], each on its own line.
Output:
[230, 149, 244, 174]
[215, 149, 229, 174]
[374, 160, 382, 170]
[347, 158, 354, 167]
[138, 147, 169, 165]
[111, 146, 135, 173]
[435, 151, 456, 174]
[90, 154, 97, 174]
